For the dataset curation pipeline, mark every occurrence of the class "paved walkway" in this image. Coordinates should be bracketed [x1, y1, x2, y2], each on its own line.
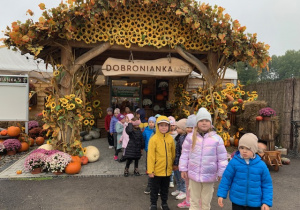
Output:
[0, 138, 147, 179]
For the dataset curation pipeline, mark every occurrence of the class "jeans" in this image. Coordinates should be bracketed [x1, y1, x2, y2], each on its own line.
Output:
[170, 171, 174, 183]
[232, 203, 261, 210]
[174, 170, 186, 192]
[150, 176, 170, 206]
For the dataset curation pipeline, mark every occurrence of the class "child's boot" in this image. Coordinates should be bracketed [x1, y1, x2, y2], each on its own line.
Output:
[134, 168, 140, 176]
[124, 167, 129, 177]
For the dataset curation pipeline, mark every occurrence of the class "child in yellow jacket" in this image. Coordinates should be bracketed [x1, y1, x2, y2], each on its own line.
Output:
[147, 116, 176, 210]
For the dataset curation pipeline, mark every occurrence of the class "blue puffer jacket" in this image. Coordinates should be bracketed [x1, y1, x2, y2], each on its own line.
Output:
[109, 116, 118, 133]
[217, 151, 273, 207]
[142, 126, 155, 152]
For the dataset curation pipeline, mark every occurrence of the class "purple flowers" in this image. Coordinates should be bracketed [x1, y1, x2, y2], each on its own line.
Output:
[28, 120, 39, 130]
[259, 107, 276, 117]
[24, 152, 47, 172]
[3, 139, 21, 151]
[45, 151, 72, 172]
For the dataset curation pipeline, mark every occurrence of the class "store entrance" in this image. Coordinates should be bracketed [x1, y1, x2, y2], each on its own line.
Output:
[110, 79, 141, 114]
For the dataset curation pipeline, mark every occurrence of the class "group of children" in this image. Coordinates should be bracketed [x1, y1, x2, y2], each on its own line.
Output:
[105, 106, 273, 210]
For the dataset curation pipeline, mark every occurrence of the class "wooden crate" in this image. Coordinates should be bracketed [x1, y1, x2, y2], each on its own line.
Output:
[256, 120, 275, 150]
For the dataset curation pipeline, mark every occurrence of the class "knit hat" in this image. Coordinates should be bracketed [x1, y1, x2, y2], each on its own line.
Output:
[186, 114, 197, 128]
[148, 116, 156, 124]
[196, 107, 212, 123]
[114, 108, 120, 114]
[117, 114, 125, 121]
[238, 133, 258, 154]
[176, 119, 187, 130]
[154, 114, 161, 118]
[126, 113, 134, 121]
[107, 107, 113, 112]
[168, 116, 176, 126]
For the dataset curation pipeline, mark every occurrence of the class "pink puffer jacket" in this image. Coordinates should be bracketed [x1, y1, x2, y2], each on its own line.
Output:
[179, 131, 228, 183]
[121, 113, 134, 148]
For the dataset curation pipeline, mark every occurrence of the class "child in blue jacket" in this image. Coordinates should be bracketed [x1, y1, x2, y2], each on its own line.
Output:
[143, 116, 156, 194]
[217, 133, 273, 210]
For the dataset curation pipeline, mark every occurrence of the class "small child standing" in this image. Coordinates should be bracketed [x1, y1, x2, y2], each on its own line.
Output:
[171, 119, 187, 201]
[119, 113, 135, 163]
[105, 107, 114, 149]
[217, 133, 273, 210]
[115, 114, 126, 161]
[179, 108, 228, 210]
[124, 117, 144, 177]
[110, 108, 120, 156]
[177, 114, 196, 209]
[148, 116, 176, 210]
[168, 116, 177, 188]
[143, 116, 156, 194]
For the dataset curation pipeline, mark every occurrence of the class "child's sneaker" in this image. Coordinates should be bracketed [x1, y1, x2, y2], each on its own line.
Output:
[144, 186, 151, 194]
[171, 190, 180, 196]
[176, 192, 186, 200]
[160, 204, 170, 210]
[177, 200, 190, 209]
[169, 181, 174, 188]
[113, 155, 118, 161]
[149, 205, 157, 210]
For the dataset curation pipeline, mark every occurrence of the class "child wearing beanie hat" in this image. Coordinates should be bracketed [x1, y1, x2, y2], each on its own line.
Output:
[114, 114, 126, 161]
[217, 133, 273, 209]
[168, 116, 177, 188]
[105, 107, 114, 149]
[179, 107, 228, 210]
[110, 108, 120, 152]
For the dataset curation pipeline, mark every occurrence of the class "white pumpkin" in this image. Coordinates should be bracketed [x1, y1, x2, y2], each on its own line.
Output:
[85, 146, 100, 162]
[84, 134, 93, 141]
[38, 144, 53, 150]
[89, 130, 100, 139]
[229, 137, 235, 145]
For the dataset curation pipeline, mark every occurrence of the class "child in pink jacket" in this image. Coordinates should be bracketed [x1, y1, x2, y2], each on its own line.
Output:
[118, 113, 134, 162]
[179, 108, 228, 210]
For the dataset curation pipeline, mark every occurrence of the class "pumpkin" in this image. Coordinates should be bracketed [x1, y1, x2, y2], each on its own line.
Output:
[84, 134, 93, 141]
[156, 94, 164, 101]
[17, 142, 29, 152]
[234, 138, 239, 147]
[71, 156, 81, 163]
[29, 138, 34, 147]
[35, 137, 45, 146]
[256, 116, 263, 121]
[238, 99, 243, 104]
[224, 140, 230, 147]
[65, 161, 81, 174]
[7, 126, 21, 137]
[0, 140, 4, 144]
[38, 144, 53, 150]
[80, 156, 89, 165]
[142, 88, 151, 95]
[0, 130, 8, 136]
[226, 94, 234, 101]
[16, 170, 22, 175]
[85, 146, 100, 162]
[89, 130, 100, 139]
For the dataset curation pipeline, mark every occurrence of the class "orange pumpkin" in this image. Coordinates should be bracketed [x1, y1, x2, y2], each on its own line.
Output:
[35, 137, 45, 146]
[256, 116, 263, 121]
[156, 94, 164, 101]
[80, 156, 89, 165]
[29, 138, 34, 147]
[71, 156, 81, 163]
[142, 88, 151, 95]
[0, 130, 8, 136]
[65, 161, 81, 174]
[16, 170, 22, 175]
[18, 142, 29, 152]
[7, 126, 21, 137]
[0, 140, 4, 144]
[234, 138, 239, 147]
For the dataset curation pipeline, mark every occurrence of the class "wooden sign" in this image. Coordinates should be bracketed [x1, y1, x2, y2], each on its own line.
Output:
[102, 57, 193, 77]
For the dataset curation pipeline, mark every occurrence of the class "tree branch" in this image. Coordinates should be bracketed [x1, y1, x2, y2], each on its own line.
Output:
[70, 42, 111, 75]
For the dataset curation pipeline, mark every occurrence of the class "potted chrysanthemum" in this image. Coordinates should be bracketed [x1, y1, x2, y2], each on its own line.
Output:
[259, 107, 276, 121]
[3, 139, 21, 155]
[45, 151, 72, 175]
[24, 151, 47, 174]
[143, 99, 152, 108]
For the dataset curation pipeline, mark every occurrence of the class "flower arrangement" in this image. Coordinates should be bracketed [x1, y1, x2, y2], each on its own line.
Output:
[45, 151, 72, 172]
[158, 81, 168, 88]
[259, 107, 276, 117]
[143, 99, 152, 106]
[0, 143, 5, 153]
[28, 120, 39, 130]
[3, 139, 21, 151]
[24, 152, 47, 172]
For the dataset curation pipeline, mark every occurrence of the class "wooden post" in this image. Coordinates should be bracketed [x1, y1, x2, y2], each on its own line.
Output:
[256, 120, 275, 150]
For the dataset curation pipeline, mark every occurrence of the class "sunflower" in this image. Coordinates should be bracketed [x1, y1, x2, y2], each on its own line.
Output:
[218, 108, 225, 114]
[42, 110, 47, 117]
[201, 102, 207, 107]
[84, 120, 89, 126]
[248, 97, 254, 102]
[59, 98, 68, 104]
[197, 98, 202, 104]
[64, 95, 71, 100]
[252, 94, 258, 98]
[90, 115, 94, 119]
[69, 94, 75, 99]
[53, 70, 60, 77]
[178, 84, 183, 88]
[232, 106, 239, 111]
[184, 110, 190, 116]
[178, 102, 183, 106]
[217, 126, 223, 133]
[75, 98, 82, 104]
[50, 102, 56, 109]
[61, 103, 68, 108]
[67, 103, 76, 110]
[241, 91, 245, 95]
[235, 94, 240, 98]
[46, 95, 52, 102]
[90, 120, 95, 126]
[185, 101, 190, 106]
[86, 107, 92, 112]
[85, 88, 91, 93]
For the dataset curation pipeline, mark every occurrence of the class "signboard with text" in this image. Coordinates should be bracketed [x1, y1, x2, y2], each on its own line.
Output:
[111, 86, 140, 97]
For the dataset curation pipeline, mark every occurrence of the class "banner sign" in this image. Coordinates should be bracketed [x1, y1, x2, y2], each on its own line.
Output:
[0, 75, 28, 84]
[102, 57, 193, 77]
[111, 86, 140, 97]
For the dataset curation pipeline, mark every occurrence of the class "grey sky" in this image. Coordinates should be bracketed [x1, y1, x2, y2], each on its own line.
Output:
[1, 0, 299, 56]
